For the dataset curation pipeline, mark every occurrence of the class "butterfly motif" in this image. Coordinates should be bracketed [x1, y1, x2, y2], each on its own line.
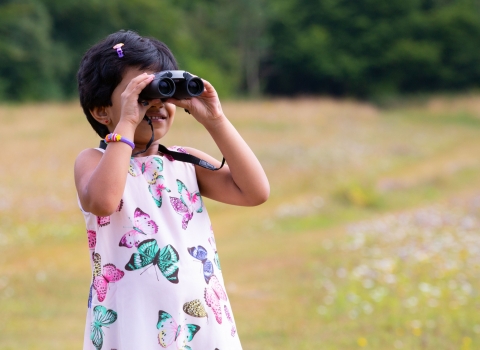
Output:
[92, 253, 124, 302]
[87, 230, 96, 250]
[129, 156, 163, 184]
[183, 299, 208, 321]
[204, 275, 227, 324]
[157, 310, 201, 349]
[208, 235, 221, 271]
[148, 175, 171, 208]
[90, 305, 118, 350]
[170, 180, 203, 230]
[187, 245, 214, 283]
[97, 199, 123, 227]
[224, 305, 237, 337]
[125, 239, 180, 283]
[119, 208, 158, 248]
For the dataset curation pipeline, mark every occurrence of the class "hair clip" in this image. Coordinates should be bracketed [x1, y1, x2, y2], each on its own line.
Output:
[113, 43, 124, 58]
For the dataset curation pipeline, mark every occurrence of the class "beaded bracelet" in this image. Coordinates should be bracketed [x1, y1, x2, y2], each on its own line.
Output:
[104, 133, 135, 149]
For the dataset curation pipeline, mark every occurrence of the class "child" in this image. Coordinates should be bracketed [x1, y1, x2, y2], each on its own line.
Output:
[75, 30, 269, 350]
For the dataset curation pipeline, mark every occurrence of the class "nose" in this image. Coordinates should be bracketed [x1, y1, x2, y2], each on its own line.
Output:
[148, 98, 164, 108]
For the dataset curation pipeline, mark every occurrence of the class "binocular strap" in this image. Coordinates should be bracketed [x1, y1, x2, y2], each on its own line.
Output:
[157, 144, 225, 171]
[99, 116, 225, 171]
[98, 140, 225, 171]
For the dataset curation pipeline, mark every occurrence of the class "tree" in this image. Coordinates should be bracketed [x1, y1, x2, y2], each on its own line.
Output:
[0, 0, 66, 101]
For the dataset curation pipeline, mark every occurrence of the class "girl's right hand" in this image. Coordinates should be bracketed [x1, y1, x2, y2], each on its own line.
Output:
[76, 71, 159, 217]
[118, 73, 155, 127]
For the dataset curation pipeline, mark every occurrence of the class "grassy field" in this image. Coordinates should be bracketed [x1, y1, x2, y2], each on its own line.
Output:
[0, 96, 480, 349]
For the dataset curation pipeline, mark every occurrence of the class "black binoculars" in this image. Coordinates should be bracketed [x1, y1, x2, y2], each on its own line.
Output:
[139, 70, 204, 102]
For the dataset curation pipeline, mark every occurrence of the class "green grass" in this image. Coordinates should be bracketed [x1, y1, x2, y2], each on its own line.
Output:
[1, 96, 480, 349]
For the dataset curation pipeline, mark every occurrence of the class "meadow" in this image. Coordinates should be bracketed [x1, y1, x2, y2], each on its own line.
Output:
[0, 96, 480, 349]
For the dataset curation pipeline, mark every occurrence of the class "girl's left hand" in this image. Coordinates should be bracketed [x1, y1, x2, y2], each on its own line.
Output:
[166, 80, 225, 126]
[167, 78, 270, 207]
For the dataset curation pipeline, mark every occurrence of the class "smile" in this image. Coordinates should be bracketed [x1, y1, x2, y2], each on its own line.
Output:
[146, 115, 167, 121]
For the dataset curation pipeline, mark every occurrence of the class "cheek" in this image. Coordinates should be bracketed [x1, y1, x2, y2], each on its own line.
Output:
[165, 103, 176, 117]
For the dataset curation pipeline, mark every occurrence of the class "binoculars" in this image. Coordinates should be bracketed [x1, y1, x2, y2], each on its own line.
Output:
[139, 70, 204, 102]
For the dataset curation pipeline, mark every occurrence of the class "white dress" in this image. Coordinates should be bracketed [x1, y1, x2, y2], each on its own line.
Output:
[80, 147, 242, 350]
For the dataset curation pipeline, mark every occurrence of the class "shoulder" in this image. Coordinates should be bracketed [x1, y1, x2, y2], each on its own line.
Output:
[75, 147, 104, 162]
[74, 148, 104, 173]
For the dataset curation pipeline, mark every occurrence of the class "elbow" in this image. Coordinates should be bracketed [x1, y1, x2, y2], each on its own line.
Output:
[90, 204, 118, 217]
[258, 188, 270, 205]
[247, 184, 270, 206]
[80, 192, 121, 217]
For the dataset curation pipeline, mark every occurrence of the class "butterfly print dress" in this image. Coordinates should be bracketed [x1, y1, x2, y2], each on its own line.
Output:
[80, 147, 242, 350]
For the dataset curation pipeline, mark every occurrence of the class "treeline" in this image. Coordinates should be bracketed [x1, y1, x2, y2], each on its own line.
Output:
[1, 0, 480, 101]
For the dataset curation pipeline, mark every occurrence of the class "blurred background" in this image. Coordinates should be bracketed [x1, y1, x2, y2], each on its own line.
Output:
[1, 0, 480, 349]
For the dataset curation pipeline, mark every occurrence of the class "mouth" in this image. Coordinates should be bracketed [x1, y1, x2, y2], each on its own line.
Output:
[144, 114, 167, 122]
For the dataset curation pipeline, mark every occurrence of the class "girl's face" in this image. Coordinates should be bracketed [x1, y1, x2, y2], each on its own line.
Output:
[107, 66, 176, 147]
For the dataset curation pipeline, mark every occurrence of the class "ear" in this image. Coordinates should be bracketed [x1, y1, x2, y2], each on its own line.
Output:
[90, 106, 110, 125]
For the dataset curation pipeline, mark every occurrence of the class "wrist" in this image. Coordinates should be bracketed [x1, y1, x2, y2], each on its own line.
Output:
[113, 120, 136, 140]
[202, 112, 228, 131]
[104, 133, 135, 149]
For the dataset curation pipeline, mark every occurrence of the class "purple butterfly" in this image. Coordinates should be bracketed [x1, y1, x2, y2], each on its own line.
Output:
[169, 180, 203, 230]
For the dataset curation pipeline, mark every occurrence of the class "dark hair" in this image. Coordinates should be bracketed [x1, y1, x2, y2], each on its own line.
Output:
[77, 30, 178, 137]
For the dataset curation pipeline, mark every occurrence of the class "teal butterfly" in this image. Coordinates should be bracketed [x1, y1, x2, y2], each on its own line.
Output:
[125, 238, 180, 284]
[157, 310, 201, 349]
[209, 235, 221, 271]
[90, 305, 117, 350]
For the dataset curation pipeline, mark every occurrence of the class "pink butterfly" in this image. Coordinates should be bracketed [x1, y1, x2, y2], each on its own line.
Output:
[204, 275, 227, 324]
[169, 180, 203, 230]
[148, 176, 171, 208]
[97, 199, 123, 227]
[224, 305, 237, 337]
[119, 208, 158, 248]
[129, 157, 163, 184]
[92, 253, 124, 302]
[87, 230, 96, 250]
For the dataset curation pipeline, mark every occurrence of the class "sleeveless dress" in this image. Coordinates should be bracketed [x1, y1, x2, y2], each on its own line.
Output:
[80, 147, 242, 350]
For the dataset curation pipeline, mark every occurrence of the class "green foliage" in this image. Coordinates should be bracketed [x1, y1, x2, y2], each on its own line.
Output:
[0, 0, 66, 100]
[266, 0, 480, 98]
[0, 0, 480, 101]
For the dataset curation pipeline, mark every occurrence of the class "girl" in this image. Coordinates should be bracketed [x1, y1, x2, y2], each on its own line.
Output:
[75, 30, 269, 350]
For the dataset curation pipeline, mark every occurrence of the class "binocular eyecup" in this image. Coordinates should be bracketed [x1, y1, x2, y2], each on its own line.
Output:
[139, 70, 204, 102]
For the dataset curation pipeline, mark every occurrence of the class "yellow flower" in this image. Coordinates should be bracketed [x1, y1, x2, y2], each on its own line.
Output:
[412, 327, 422, 337]
[357, 337, 368, 347]
[461, 337, 472, 350]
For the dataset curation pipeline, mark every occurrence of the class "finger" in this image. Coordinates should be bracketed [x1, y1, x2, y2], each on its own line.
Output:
[134, 74, 155, 91]
[200, 79, 218, 96]
[165, 98, 191, 109]
[125, 73, 155, 95]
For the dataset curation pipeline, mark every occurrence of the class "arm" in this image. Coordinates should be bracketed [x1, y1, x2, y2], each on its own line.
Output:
[167, 81, 270, 206]
[75, 73, 155, 216]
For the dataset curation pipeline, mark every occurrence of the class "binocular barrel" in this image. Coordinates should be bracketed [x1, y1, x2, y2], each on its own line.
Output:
[139, 70, 204, 101]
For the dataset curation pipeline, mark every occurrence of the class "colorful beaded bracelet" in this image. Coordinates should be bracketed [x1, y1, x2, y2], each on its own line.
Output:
[104, 133, 135, 149]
